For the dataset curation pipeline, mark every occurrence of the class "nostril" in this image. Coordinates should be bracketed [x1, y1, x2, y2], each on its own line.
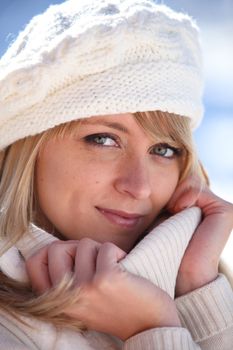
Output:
[114, 173, 151, 200]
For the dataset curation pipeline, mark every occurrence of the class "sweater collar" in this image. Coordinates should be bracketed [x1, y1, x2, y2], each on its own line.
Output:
[0, 224, 58, 282]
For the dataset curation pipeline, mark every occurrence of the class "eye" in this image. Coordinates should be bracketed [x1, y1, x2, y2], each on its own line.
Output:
[84, 133, 119, 147]
[150, 143, 180, 158]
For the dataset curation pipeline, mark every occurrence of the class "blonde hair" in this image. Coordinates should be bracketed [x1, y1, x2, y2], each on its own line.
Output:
[0, 111, 206, 329]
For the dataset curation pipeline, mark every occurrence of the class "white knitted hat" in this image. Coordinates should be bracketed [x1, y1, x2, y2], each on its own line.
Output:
[0, 0, 204, 150]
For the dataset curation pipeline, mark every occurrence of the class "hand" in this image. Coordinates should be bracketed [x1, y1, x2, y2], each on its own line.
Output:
[25, 238, 180, 340]
[167, 174, 233, 297]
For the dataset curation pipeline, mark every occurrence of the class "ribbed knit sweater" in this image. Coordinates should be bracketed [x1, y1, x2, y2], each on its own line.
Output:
[0, 207, 233, 350]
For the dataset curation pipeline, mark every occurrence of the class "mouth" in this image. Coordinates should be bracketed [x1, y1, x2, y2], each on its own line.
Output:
[96, 207, 144, 229]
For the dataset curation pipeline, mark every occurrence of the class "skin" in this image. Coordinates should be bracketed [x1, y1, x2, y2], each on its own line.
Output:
[167, 174, 233, 296]
[35, 113, 181, 252]
[26, 112, 233, 340]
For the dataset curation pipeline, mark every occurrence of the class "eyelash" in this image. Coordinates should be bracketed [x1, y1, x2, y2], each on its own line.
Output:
[83, 133, 181, 159]
[149, 143, 182, 158]
[84, 133, 119, 147]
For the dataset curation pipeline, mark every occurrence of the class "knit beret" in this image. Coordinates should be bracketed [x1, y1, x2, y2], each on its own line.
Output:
[0, 0, 204, 150]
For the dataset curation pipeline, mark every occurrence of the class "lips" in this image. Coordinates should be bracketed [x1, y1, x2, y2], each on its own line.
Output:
[96, 207, 144, 228]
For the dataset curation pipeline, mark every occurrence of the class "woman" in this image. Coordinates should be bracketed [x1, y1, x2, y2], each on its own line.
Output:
[0, 0, 232, 349]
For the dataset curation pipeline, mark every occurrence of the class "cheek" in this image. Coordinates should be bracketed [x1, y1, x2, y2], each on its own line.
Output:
[150, 166, 179, 208]
[35, 145, 78, 224]
[36, 149, 115, 216]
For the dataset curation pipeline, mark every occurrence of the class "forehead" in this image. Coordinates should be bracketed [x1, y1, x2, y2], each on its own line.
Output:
[49, 111, 183, 147]
[78, 113, 168, 145]
[81, 113, 135, 134]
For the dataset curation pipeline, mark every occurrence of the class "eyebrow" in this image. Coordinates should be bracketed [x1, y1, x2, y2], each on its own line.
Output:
[82, 119, 130, 134]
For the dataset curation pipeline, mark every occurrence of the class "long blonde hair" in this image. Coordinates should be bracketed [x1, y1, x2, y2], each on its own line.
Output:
[0, 111, 206, 329]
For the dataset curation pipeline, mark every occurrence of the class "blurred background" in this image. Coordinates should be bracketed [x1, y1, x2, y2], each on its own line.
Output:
[0, 0, 232, 201]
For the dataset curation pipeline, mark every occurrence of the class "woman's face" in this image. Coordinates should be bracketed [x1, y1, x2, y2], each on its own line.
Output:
[36, 113, 181, 251]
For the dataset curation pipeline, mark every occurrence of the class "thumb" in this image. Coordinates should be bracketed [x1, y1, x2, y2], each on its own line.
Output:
[96, 243, 126, 273]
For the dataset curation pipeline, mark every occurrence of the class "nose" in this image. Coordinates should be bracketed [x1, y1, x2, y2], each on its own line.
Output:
[114, 156, 152, 200]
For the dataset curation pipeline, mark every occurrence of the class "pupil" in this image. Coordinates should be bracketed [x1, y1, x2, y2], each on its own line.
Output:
[96, 136, 105, 143]
[157, 147, 165, 155]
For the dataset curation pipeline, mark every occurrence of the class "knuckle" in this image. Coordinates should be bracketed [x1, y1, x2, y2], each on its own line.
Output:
[93, 273, 111, 291]
[79, 237, 96, 247]
[79, 237, 93, 245]
[47, 241, 63, 254]
[25, 247, 46, 265]
[101, 241, 116, 251]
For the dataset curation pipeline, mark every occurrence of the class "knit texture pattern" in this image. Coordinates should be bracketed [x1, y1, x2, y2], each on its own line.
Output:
[120, 207, 201, 298]
[0, 207, 201, 299]
[0, 0, 204, 150]
[176, 274, 233, 344]
[1, 208, 233, 349]
[124, 328, 200, 350]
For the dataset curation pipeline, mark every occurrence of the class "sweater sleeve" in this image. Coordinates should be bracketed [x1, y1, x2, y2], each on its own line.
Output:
[175, 274, 233, 350]
[123, 327, 201, 350]
[0, 323, 35, 350]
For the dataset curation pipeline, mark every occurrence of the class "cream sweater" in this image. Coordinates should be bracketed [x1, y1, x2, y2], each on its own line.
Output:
[0, 207, 233, 350]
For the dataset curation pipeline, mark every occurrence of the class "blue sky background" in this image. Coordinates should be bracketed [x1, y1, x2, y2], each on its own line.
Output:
[0, 0, 232, 202]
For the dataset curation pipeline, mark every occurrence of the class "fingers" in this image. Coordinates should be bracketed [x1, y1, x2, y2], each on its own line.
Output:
[26, 238, 126, 295]
[26, 246, 52, 294]
[167, 175, 203, 213]
[74, 238, 101, 285]
[96, 242, 126, 274]
[47, 241, 78, 285]
[26, 241, 79, 293]
[168, 174, 232, 218]
[73, 239, 125, 285]
[169, 187, 201, 213]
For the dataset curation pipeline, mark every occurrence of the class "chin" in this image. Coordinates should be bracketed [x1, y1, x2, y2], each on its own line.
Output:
[113, 239, 137, 253]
